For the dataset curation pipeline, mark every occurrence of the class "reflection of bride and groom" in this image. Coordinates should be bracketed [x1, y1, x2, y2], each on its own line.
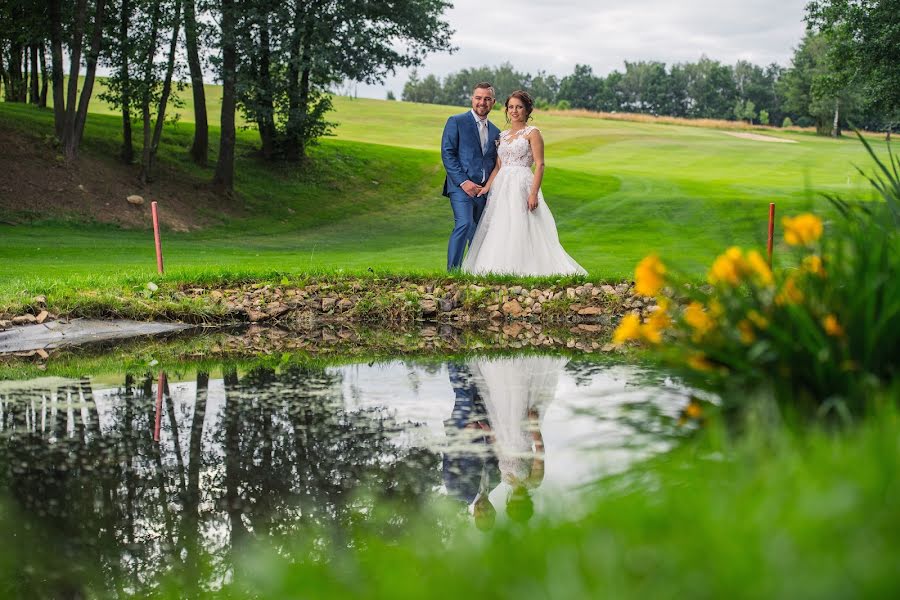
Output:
[443, 356, 564, 528]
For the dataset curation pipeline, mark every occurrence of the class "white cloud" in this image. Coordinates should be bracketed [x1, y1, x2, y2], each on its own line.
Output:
[356, 0, 809, 99]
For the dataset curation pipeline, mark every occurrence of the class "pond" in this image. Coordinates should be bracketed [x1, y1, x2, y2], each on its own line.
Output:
[0, 341, 699, 595]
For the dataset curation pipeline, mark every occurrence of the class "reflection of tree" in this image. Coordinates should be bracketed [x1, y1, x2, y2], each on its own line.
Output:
[0, 364, 440, 596]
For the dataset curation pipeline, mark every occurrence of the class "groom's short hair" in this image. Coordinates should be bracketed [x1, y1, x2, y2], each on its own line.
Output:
[472, 82, 495, 97]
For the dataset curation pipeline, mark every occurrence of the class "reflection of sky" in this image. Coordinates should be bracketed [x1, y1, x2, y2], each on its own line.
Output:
[335, 360, 691, 519]
[3, 358, 692, 523]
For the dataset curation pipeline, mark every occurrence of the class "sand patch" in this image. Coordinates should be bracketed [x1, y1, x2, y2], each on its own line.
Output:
[724, 131, 798, 144]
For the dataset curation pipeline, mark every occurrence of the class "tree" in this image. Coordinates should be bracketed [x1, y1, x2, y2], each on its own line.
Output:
[618, 61, 669, 114]
[212, 0, 237, 191]
[807, 0, 900, 139]
[182, 0, 208, 165]
[558, 64, 603, 110]
[733, 99, 757, 124]
[232, 0, 454, 165]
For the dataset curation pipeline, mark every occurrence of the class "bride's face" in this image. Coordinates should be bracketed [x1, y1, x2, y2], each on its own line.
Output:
[506, 98, 527, 124]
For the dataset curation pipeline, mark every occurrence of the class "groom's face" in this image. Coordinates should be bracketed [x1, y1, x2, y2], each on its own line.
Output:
[471, 87, 495, 118]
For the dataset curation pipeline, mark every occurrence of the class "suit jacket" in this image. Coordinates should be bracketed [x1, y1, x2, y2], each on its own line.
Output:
[441, 111, 501, 197]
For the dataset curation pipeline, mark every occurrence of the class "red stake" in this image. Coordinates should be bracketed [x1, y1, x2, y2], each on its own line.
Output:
[151, 201, 164, 274]
[767, 203, 776, 267]
[154, 371, 165, 442]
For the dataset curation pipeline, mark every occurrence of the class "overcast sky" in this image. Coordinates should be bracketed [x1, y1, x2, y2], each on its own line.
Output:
[353, 0, 810, 99]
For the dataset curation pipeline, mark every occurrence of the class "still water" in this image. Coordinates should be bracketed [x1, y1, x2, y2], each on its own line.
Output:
[0, 353, 696, 594]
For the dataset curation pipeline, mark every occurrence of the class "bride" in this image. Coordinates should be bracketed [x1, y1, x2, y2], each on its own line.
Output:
[462, 90, 586, 276]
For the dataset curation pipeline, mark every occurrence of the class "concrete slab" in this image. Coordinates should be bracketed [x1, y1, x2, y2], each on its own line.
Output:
[0, 319, 192, 354]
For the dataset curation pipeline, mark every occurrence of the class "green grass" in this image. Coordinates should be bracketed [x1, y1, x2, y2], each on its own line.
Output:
[0, 87, 889, 303]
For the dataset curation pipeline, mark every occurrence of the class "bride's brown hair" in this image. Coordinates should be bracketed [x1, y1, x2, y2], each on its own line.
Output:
[504, 90, 534, 122]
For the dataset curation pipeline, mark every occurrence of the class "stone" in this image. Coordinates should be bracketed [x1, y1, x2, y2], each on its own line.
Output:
[439, 298, 455, 312]
[502, 323, 523, 337]
[501, 300, 523, 316]
[337, 298, 354, 312]
[35, 310, 49, 324]
[247, 309, 267, 322]
[418, 299, 437, 315]
[35, 349, 49, 359]
[575, 286, 586, 296]
[566, 288, 576, 299]
[532, 304, 542, 315]
[601, 343, 617, 352]
[32, 295, 47, 306]
[578, 306, 603, 316]
[321, 297, 336, 312]
[126, 194, 144, 206]
[509, 286, 523, 296]
[601, 284, 616, 294]
[12, 314, 37, 325]
[490, 310, 503, 321]
[486, 304, 500, 312]
[577, 324, 602, 332]
[0, 320, 11, 329]
[210, 290, 224, 301]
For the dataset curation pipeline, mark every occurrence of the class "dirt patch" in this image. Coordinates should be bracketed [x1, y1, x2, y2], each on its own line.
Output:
[723, 131, 798, 144]
[0, 124, 240, 230]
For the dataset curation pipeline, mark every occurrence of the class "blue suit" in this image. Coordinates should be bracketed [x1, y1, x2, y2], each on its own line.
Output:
[442, 363, 499, 505]
[441, 112, 501, 270]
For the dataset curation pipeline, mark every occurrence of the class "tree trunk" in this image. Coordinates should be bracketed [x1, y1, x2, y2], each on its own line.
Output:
[0, 45, 8, 100]
[39, 44, 48, 107]
[49, 0, 66, 137]
[284, 2, 308, 162]
[139, 1, 163, 184]
[29, 44, 39, 104]
[6, 42, 25, 102]
[62, 0, 89, 156]
[119, 0, 133, 163]
[213, 0, 237, 192]
[183, 0, 208, 166]
[69, 0, 107, 158]
[143, 0, 182, 183]
[256, 16, 276, 160]
[831, 98, 841, 138]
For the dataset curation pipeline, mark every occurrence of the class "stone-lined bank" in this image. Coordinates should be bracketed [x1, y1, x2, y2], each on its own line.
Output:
[0, 278, 659, 329]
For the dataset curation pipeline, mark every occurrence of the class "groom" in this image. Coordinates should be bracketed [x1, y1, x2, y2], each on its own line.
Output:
[441, 82, 501, 271]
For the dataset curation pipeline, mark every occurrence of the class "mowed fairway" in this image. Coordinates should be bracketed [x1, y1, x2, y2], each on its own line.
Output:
[0, 91, 886, 288]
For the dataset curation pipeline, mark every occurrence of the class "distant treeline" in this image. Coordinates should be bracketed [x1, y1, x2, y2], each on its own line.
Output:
[402, 33, 898, 137]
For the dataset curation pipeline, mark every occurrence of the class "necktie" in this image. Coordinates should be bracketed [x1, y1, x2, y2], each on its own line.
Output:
[479, 120, 487, 153]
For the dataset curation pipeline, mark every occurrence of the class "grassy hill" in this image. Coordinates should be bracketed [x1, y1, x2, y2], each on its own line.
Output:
[0, 85, 887, 291]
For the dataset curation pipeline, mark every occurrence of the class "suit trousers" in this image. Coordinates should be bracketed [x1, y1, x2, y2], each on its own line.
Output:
[447, 188, 487, 270]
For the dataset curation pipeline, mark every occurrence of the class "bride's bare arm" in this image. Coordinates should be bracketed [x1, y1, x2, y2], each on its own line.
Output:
[527, 130, 545, 211]
[478, 156, 502, 196]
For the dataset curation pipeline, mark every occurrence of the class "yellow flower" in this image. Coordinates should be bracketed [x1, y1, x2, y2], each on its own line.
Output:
[775, 275, 804, 305]
[687, 353, 714, 372]
[708, 247, 745, 285]
[747, 310, 769, 330]
[823, 314, 844, 337]
[613, 313, 642, 344]
[782, 214, 823, 246]
[684, 301, 715, 340]
[802, 255, 826, 277]
[635, 254, 666, 297]
[738, 319, 756, 344]
[746, 250, 773, 286]
[685, 401, 703, 419]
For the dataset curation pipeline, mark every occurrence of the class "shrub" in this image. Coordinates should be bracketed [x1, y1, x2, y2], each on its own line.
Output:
[782, 117, 794, 128]
[615, 136, 900, 414]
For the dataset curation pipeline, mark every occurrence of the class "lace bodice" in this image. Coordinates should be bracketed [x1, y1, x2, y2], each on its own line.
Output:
[498, 126, 539, 167]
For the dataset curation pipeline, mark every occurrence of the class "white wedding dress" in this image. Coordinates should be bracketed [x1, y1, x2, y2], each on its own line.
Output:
[462, 126, 587, 276]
